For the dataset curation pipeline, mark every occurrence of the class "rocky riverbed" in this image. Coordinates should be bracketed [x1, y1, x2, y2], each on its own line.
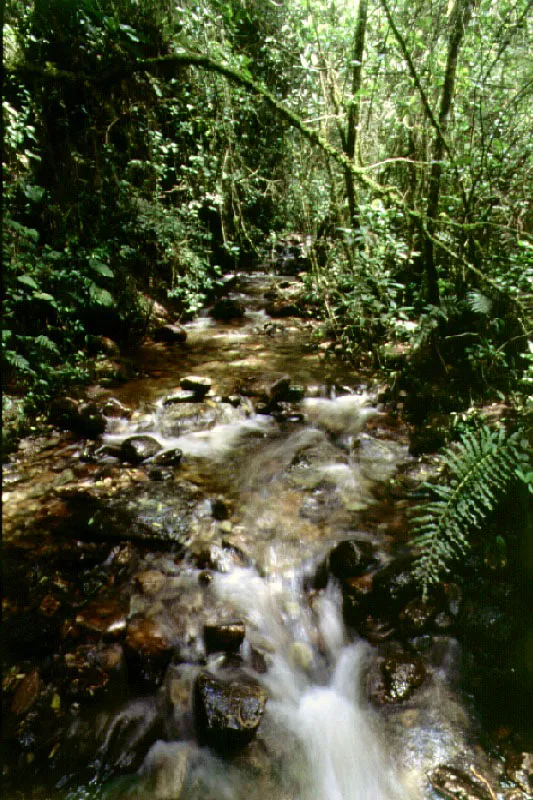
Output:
[2, 272, 531, 800]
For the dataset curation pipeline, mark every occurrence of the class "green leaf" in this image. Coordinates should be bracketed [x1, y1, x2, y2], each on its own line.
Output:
[32, 292, 56, 303]
[90, 263, 114, 278]
[35, 335, 60, 354]
[89, 284, 114, 307]
[17, 275, 39, 290]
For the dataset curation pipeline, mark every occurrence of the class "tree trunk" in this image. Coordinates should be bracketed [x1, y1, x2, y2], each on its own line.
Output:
[343, 0, 368, 231]
[423, 0, 474, 305]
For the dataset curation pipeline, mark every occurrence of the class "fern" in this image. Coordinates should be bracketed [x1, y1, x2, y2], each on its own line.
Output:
[411, 426, 528, 599]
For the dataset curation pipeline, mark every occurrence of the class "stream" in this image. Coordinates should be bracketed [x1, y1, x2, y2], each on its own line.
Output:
[2, 272, 526, 800]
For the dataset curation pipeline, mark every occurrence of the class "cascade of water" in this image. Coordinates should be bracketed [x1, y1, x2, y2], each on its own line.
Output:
[216, 568, 420, 800]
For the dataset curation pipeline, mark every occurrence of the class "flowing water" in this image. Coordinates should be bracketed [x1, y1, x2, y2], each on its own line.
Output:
[2, 273, 504, 800]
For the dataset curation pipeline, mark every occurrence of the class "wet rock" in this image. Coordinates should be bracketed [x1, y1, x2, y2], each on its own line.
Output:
[458, 602, 514, 650]
[329, 540, 375, 580]
[119, 435, 162, 464]
[194, 670, 267, 751]
[204, 622, 246, 655]
[505, 752, 533, 794]
[371, 557, 420, 614]
[289, 642, 314, 671]
[11, 670, 43, 716]
[398, 598, 436, 634]
[61, 644, 122, 700]
[75, 598, 128, 640]
[429, 765, 494, 799]
[408, 416, 449, 456]
[153, 448, 183, 467]
[265, 301, 302, 318]
[286, 384, 305, 402]
[266, 374, 292, 405]
[77, 403, 107, 438]
[162, 391, 200, 405]
[140, 740, 189, 800]
[180, 376, 212, 397]
[149, 467, 174, 481]
[211, 497, 230, 521]
[198, 571, 213, 587]
[48, 397, 80, 430]
[359, 616, 396, 644]
[134, 570, 166, 596]
[125, 617, 174, 688]
[433, 611, 454, 632]
[372, 654, 426, 704]
[102, 398, 132, 418]
[341, 574, 374, 626]
[153, 323, 187, 344]
[211, 297, 245, 321]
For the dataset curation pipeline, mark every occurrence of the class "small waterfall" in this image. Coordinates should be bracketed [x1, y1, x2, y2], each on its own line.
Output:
[216, 567, 420, 800]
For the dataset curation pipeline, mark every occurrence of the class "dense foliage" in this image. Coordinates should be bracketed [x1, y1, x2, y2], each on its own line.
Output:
[3, 0, 532, 437]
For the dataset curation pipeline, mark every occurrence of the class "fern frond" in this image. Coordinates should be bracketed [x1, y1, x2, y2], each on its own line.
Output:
[411, 425, 528, 599]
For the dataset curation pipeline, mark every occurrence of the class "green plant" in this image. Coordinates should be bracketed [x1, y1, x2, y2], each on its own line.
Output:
[411, 425, 530, 599]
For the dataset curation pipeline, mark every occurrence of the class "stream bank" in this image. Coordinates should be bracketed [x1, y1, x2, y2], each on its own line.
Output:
[2, 271, 531, 800]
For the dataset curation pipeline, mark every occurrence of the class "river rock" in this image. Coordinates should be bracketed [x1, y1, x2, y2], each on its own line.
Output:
[162, 391, 200, 405]
[102, 398, 132, 418]
[140, 740, 189, 800]
[341, 574, 374, 626]
[11, 669, 43, 716]
[266, 375, 291, 405]
[180, 376, 212, 397]
[211, 297, 245, 321]
[62, 644, 117, 700]
[134, 570, 166, 596]
[371, 557, 420, 614]
[194, 671, 267, 751]
[125, 617, 174, 687]
[328, 539, 375, 580]
[78, 403, 107, 438]
[75, 598, 128, 640]
[48, 396, 80, 431]
[153, 323, 187, 344]
[153, 448, 183, 467]
[505, 752, 533, 794]
[119, 435, 163, 464]
[203, 622, 246, 655]
[398, 598, 436, 634]
[429, 765, 494, 799]
[374, 654, 426, 704]
[265, 300, 302, 318]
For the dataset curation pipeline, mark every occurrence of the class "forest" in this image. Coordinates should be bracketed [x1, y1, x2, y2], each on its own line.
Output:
[2, 1, 533, 798]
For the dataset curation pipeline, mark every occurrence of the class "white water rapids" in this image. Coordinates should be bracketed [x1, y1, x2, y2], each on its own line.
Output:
[213, 567, 419, 800]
